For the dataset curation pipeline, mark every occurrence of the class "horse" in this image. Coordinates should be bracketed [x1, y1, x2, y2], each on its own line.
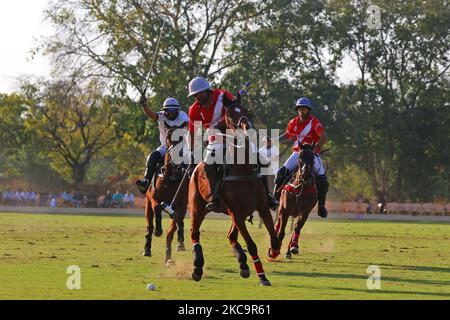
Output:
[272, 144, 318, 259]
[143, 126, 189, 265]
[188, 97, 281, 286]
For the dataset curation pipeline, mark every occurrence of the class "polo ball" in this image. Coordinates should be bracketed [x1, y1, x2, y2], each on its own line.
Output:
[147, 283, 156, 291]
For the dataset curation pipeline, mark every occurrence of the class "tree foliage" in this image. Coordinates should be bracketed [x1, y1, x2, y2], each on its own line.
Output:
[1, 0, 448, 201]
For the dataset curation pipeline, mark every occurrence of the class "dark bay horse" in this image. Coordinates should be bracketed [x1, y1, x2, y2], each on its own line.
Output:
[189, 99, 281, 286]
[272, 144, 318, 260]
[143, 127, 189, 264]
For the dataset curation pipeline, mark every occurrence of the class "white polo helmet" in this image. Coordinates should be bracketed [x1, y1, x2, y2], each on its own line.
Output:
[188, 76, 211, 97]
[163, 97, 180, 110]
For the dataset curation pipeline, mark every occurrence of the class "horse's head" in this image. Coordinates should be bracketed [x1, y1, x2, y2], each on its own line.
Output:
[297, 144, 315, 183]
[223, 93, 254, 133]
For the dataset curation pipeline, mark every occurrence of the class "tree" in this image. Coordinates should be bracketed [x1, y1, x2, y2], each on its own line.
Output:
[329, 0, 450, 201]
[40, 0, 259, 100]
[22, 80, 120, 184]
[0, 93, 28, 178]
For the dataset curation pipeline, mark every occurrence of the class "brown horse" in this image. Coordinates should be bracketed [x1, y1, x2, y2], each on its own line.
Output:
[143, 128, 189, 264]
[272, 144, 318, 259]
[188, 100, 281, 286]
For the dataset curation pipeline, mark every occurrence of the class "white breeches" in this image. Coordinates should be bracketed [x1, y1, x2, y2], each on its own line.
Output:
[283, 152, 325, 176]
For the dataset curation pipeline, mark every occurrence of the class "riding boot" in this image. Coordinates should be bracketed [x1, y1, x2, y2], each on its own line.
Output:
[136, 151, 162, 195]
[204, 163, 221, 213]
[273, 167, 289, 202]
[316, 175, 329, 218]
[261, 175, 279, 210]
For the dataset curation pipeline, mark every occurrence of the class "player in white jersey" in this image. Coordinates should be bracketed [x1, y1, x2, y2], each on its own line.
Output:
[135, 96, 189, 195]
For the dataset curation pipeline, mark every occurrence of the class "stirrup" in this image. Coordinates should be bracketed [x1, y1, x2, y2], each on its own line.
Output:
[205, 196, 221, 213]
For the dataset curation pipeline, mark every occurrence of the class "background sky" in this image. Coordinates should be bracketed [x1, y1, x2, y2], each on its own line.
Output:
[0, 0, 52, 94]
[0, 0, 358, 95]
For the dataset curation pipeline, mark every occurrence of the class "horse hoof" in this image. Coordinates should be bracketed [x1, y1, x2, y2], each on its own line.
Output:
[267, 248, 280, 259]
[154, 230, 163, 237]
[142, 250, 151, 257]
[192, 272, 203, 282]
[166, 259, 175, 267]
[240, 268, 250, 279]
[260, 280, 272, 287]
[284, 253, 292, 260]
[290, 247, 299, 255]
[176, 244, 186, 252]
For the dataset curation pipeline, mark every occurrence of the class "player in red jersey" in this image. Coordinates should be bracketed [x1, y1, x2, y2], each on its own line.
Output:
[187, 76, 278, 212]
[274, 98, 330, 218]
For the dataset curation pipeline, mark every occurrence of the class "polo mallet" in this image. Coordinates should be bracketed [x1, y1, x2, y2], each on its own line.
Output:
[239, 81, 265, 129]
[140, 19, 167, 96]
[160, 163, 193, 219]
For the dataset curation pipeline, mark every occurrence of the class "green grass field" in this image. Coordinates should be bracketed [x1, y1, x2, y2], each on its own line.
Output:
[0, 212, 449, 300]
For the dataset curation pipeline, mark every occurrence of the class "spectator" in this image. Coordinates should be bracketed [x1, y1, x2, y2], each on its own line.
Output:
[24, 191, 31, 206]
[8, 191, 13, 205]
[14, 190, 21, 206]
[376, 188, 387, 214]
[100, 190, 112, 208]
[61, 191, 73, 207]
[112, 190, 124, 208]
[50, 194, 57, 208]
[258, 138, 279, 228]
[0, 190, 3, 205]
[72, 191, 83, 208]
[20, 190, 26, 206]
[30, 191, 36, 206]
[365, 198, 373, 214]
[123, 191, 135, 208]
[2, 190, 9, 206]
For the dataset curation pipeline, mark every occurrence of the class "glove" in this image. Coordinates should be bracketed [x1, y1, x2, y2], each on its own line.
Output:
[139, 89, 147, 108]
[239, 81, 251, 96]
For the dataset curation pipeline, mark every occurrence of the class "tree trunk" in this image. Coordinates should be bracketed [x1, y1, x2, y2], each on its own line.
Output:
[72, 164, 87, 185]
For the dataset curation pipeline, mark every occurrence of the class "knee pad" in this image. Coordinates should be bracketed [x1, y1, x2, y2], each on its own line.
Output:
[316, 175, 329, 190]
[146, 150, 163, 167]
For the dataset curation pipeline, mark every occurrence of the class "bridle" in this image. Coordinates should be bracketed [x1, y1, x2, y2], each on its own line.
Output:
[287, 148, 315, 195]
[163, 130, 186, 180]
[224, 104, 253, 131]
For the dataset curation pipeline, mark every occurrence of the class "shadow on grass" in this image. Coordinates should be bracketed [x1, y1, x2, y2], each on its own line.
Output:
[381, 264, 450, 274]
[272, 270, 450, 286]
[285, 284, 450, 298]
[314, 260, 450, 275]
[329, 287, 450, 298]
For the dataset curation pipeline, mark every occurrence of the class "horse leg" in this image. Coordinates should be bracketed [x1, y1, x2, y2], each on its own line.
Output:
[176, 219, 186, 252]
[143, 197, 154, 257]
[190, 201, 207, 282]
[273, 206, 290, 259]
[286, 216, 301, 256]
[259, 206, 281, 259]
[227, 223, 250, 279]
[154, 202, 163, 237]
[289, 208, 312, 255]
[165, 218, 177, 265]
[232, 215, 271, 286]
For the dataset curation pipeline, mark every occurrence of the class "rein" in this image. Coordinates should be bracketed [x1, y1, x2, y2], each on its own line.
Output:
[285, 161, 316, 198]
